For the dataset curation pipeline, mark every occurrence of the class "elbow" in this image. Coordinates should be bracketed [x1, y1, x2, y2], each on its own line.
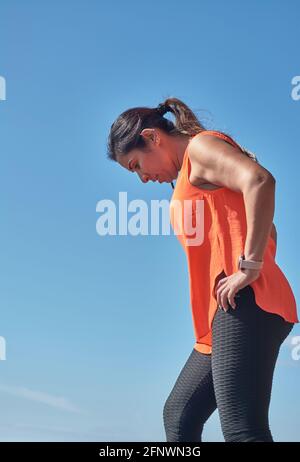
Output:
[243, 172, 276, 195]
[256, 170, 276, 184]
[250, 172, 276, 187]
[263, 173, 276, 185]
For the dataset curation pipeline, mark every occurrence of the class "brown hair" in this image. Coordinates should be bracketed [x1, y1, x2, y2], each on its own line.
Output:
[106, 96, 259, 163]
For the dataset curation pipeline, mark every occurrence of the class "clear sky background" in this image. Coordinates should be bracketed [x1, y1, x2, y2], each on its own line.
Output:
[0, 0, 299, 442]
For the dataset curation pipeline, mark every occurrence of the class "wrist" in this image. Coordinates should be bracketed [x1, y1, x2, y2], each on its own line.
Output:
[238, 267, 261, 283]
[238, 254, 264, 271]
[239, 267, 261, 274]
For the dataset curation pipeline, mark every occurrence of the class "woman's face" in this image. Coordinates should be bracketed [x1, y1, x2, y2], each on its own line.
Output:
[116, 129, 181, 184]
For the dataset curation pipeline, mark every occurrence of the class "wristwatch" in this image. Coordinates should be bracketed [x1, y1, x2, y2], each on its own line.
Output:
[238, 254, 263, 270]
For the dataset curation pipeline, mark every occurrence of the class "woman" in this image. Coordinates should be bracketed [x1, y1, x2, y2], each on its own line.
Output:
[107, 97, 298, 442]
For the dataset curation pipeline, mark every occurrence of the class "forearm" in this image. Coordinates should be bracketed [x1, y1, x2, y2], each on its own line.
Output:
[242, 177, 276, 262]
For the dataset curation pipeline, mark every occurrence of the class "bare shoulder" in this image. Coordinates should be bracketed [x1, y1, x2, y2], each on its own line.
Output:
[188, 133, 275, 193]
[189, 132, 248, 170]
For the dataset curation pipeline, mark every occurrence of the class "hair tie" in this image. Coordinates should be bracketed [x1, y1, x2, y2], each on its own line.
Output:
[156, 103, 169, 116]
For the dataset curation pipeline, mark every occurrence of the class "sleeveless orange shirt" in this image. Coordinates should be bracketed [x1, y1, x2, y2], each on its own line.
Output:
[169, 130, 299, 355]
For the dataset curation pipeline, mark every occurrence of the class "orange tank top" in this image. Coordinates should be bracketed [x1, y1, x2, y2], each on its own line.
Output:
[169, 130, 299, 355]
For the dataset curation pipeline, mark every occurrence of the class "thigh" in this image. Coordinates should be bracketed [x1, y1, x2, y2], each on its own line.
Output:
[163, 348, 217, 442]
[211, 284, 294, 441]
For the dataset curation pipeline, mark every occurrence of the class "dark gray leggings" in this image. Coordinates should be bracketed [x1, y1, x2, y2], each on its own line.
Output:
[163, 284, 294, 442]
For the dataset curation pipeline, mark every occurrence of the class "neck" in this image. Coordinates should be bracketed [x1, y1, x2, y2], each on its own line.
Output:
[171, 135, 193, 172]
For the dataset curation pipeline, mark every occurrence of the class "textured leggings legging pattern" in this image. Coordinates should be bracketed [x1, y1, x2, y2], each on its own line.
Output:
[163, 284, 294, 442]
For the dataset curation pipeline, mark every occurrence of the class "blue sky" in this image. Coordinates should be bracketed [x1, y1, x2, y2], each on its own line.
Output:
[0, 0, 299, 442]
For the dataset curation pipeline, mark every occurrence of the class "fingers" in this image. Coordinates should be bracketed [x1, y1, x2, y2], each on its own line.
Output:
[227, 289, 236, 309]
[217, 288, 240, 311]
[215, 278, 227, 295]
[216, 283, 229, 309]
[215, 279, 228, 306]
[217, 286, 229, 311]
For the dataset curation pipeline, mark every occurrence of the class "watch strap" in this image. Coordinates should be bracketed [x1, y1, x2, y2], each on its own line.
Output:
[238, 254, 263, 270]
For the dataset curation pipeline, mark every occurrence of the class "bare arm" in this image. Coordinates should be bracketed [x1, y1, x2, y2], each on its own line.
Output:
[270, 222, 277, 245]
[189, 134, 276, 263]
[270, 222, 277, 260]
[242, 179, 275, 261]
